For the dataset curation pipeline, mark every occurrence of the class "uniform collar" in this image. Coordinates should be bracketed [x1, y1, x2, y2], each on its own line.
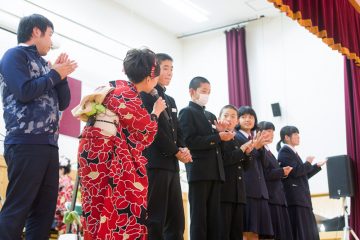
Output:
[155, 84, 166, 94]
[264, 144, 270, 151]
[189, 101, 205, 110]
[284, 144, 297, 154]
[239, 130, 250, 139]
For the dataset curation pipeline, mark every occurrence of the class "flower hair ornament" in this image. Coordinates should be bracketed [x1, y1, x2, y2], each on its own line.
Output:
[150, 60, 157, 79]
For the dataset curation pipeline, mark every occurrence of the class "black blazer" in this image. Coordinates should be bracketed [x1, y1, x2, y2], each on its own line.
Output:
[277, 145, 321, 208]
[140, 85, 185, 171]
[235, 131, 269, 199]
[263, 149, 287, 206]
[220, 139, 250, 204]
[178, 101, 224, 182]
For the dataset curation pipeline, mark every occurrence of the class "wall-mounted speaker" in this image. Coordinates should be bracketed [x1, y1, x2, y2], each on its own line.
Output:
[326, 155, 355, 199]
[271, 103, 281, 117]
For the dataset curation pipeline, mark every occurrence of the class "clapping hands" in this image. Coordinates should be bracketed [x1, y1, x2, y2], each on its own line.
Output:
[240, 141, 253, 154]
[214, 119, 230, 132]
[316, 159, 327, 167]
[252, 131, 271, 150]
[283, 166, 293, 177]
[51, 53, 78, 80]
[306, 156, 327, 167]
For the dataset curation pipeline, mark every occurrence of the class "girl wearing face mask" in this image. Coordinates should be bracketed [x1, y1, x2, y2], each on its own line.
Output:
[277, 126, 326, 240]
[258, 121, 293, 240]
[218, 105, 252, 240]
[236, 106, 273, 240]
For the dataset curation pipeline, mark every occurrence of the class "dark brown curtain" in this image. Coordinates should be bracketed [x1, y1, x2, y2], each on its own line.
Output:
[225, 28, 251, 107]
[344, 58, 360, 237]
[268, 0, 360, 66]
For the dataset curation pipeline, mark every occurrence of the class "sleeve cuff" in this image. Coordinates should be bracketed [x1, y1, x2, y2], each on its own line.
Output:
[48, 69, 62, 86]
[150, 113, 158, 122]
[208, 133, 221, 146]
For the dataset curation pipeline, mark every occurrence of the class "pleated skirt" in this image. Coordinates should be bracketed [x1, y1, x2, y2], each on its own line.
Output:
[243, 197, 273, 237]
[269, 203, 293, 240]
[288, 205, 319, 240]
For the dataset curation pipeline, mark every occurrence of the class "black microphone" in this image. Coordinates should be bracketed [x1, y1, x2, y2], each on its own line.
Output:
[150, 88, 169, 120]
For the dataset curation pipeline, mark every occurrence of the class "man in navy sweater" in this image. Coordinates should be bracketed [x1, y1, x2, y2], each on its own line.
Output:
[0, 14, 77, 240]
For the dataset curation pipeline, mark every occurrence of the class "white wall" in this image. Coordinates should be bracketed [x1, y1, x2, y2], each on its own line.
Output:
[180, 31, 229, 115]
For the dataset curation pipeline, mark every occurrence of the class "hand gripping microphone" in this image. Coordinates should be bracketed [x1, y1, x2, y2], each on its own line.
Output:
[150, 88, 169, 120]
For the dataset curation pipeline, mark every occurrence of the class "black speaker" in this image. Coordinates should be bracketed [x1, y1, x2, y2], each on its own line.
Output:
[326, 155, 355, 199]
[271, 103, 281, 117]
[320, 216, 345, 231]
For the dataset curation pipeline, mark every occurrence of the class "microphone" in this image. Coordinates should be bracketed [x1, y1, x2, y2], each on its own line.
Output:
[51, 34, 61, 50]
[150, 88, 169, 120]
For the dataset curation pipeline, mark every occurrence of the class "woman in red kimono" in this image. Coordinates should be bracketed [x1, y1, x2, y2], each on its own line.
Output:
[77, 48, 166, 240]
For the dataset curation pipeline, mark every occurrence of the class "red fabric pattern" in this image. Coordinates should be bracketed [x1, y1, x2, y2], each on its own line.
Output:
[78, 80, 157, 240]
[54, 175, 74, 233]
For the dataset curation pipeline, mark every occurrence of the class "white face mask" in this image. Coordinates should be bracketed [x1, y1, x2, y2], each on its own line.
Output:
[194, 93, 209, 106]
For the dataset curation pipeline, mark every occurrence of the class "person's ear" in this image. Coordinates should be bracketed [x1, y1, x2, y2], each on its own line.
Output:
[284, 135, 290, 143]
[189, 88, 195, 97]
[32, 27, 41, 38]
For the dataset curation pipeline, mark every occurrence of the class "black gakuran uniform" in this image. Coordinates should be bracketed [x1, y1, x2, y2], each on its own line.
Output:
[141, 85, 185, 240]
[178, 101, 225, 240]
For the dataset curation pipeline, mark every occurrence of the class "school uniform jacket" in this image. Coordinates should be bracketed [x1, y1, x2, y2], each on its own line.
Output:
[220, 139, 250, 204]
[235, 131, 269, 199]
[263, 149, 287, 206]
[178, 101, 225, 182]
[140, 84, 184, 171]
[277, 145, 321, 208]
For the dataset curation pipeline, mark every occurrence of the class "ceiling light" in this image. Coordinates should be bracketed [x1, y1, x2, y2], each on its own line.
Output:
[162, 0, 209, 22]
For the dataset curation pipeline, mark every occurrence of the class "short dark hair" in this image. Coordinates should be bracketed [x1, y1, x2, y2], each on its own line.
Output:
[123, 48, 160, 84]
[238, 106, 258, 131]
[257, 121, 275, 131]
[17, 14, 54, 44]
[276, 125, 299, 151]
[219, 104, 239, 119]
[156, 53, 173, 64]
[189, 76, 210, 90]
[60, 163, 71, 175]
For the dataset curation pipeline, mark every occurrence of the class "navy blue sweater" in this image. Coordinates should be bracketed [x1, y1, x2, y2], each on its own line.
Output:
[0, 45, 71, 146]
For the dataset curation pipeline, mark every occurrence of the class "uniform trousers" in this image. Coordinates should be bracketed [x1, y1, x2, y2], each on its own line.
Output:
[0, 144, 59, 240]
[188, 180, 222, 240]
[147, 168, 185, 240]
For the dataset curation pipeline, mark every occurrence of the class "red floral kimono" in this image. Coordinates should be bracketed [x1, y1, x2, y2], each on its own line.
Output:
[54, 175, 73, 233]
[78, 80, 158, 240]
